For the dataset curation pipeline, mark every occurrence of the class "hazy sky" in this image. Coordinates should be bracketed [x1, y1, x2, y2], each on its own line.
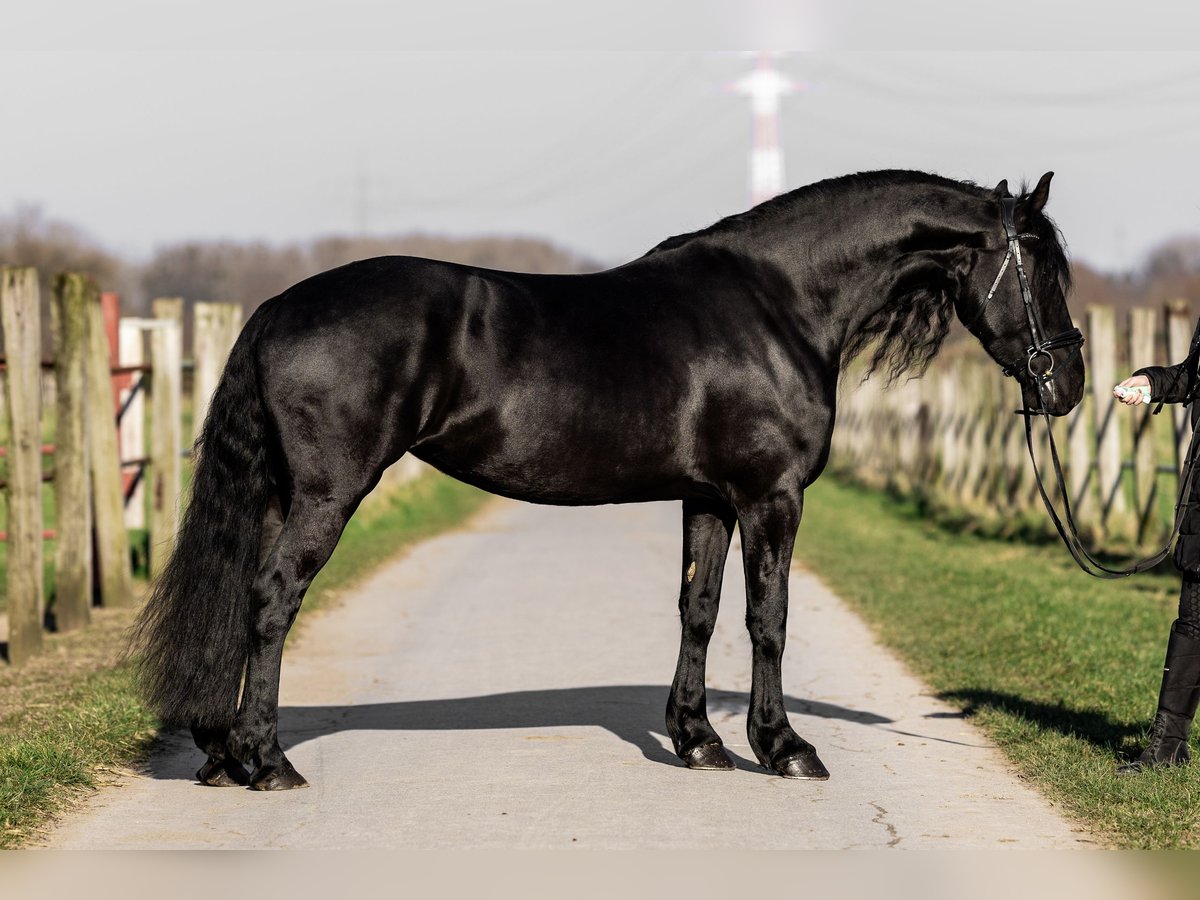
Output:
[5, 21, 1200, 273]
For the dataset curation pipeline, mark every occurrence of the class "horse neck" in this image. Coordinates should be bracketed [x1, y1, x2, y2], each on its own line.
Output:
[733, 182, 989, 361]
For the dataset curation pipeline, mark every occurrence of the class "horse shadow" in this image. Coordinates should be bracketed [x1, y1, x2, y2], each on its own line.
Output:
[146, 684, 895, 780]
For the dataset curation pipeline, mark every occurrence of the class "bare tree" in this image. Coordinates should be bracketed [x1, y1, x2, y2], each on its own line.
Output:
[1144, 236, 1200, 280]
[0, 205, 132, 350]
[143, 233, 598, 319]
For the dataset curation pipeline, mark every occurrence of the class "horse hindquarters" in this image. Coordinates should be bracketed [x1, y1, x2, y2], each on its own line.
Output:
[224, 329, 422, 788]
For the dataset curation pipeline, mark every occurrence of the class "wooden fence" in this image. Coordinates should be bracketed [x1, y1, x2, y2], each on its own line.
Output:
[1, 266, 430, 668]
[0, 267, 242, 666]
[833, 301, 1195, 547]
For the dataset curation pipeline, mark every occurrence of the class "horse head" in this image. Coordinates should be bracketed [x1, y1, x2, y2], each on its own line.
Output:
[957, 172, 1085, 417]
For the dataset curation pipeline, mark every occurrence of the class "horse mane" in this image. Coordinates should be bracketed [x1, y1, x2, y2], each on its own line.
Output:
[845, 180, 1071, 384]
[643, 169, 988, 256]
[646, 170, 1071, 385]
[841, 282, 959, 385]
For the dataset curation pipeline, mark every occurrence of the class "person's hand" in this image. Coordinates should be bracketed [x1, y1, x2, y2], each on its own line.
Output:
[1114, 374, 1151, 406]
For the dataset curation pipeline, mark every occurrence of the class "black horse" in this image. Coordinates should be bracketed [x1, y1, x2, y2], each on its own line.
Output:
[133, 169, 1084, 791]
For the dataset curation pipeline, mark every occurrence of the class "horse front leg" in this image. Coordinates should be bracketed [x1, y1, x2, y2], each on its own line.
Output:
[666, 498, 737, 770]
[738, 489, 829, 780]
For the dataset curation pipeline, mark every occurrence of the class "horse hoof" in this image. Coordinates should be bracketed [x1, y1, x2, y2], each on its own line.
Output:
[772, 748, 830, 780]
[683, 743, 735, 771]
[249, 759, 309, 791]
[196, 758, 251, 787]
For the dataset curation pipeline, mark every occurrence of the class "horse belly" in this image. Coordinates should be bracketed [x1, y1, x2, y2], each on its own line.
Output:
[411, 398, 697, 506]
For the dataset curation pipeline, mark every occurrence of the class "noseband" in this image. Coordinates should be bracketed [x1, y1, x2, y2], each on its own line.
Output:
[981, 195, 1198, 579]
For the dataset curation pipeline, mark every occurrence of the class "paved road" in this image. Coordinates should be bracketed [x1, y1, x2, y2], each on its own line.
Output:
[49, 499, 1090, 849]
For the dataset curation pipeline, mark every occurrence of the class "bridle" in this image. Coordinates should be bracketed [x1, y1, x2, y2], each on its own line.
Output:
[979, 194, 1200, 578]
[984, 197, 1084, 390]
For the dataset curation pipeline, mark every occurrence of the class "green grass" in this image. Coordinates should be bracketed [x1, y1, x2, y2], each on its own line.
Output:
[0, 470, 488, 848]
[794, 477, 1200, 849]
[0, 607, 158, 848]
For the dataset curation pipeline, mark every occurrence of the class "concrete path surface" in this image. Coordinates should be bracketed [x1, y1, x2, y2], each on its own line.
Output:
[49, 499, 1092, 849]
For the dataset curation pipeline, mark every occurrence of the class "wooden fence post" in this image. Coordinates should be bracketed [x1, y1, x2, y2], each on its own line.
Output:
[956, 364, 976, 504]
[1066, 394, 1093, 529]
[979, 370, 999, 507]
[914, 374, 936, 487]
[86, 292, 133, 607]
[1088, 306, 1127, 536]
[1167, 300, 1194, 476]
[191, 301, 243, 443]
[192, 302, 219, 443]
[52, 274, 93, 632]
[994, 372, 1018, 511]
[940, 363, 959, 500]
[150, 299, 183, 580]
[149, 319, 182, 579]
[153, 297, 184, 327]
[1130, 307, 1159, 544]
[973, 368, 989, 505]
[1, 268, 44, 664]
[223, 305, 244, 384]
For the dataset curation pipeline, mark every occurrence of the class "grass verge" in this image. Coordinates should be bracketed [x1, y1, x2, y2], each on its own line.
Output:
[794, 477, 1200, 849]
[0, 471, 488, 848]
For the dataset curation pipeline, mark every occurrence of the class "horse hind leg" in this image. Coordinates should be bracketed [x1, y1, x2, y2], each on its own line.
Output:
[666, 499, 737, 771]
[225, 478, 375, 790]
[193, 725, 251, 787]
[192, 493, 285, 787]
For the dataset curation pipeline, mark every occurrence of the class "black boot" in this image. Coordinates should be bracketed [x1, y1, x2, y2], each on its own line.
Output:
[1118, 622, 1200, 774]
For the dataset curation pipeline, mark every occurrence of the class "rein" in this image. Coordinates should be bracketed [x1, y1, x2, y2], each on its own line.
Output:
[986, 196, 1200, 578]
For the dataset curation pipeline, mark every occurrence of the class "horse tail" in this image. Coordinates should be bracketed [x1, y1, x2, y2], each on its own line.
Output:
[131, 304, 275, 730]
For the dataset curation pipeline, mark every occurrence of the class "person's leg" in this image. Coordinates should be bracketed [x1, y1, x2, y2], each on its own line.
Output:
[1117, 577, 1200, 774]
[1178, 577, 1200, 641]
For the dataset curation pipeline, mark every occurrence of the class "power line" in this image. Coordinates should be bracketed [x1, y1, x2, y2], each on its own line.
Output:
[825, 56, 1200, 108]
[361, 74, 723, 217]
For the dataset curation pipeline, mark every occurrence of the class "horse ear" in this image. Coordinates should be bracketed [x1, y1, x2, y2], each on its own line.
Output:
[993, 179, 1009, 197]
[1026, 171, 1053, 214]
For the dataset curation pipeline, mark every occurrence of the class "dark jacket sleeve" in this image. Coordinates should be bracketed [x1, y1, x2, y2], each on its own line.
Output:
[1133, 316, 1200, 405]
[1134, 362, 1194, 404]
